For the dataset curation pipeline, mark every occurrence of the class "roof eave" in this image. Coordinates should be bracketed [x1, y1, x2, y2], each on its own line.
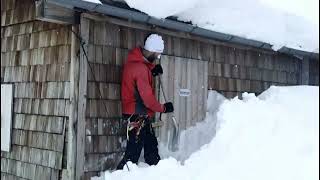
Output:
[45, 0, 319, 60]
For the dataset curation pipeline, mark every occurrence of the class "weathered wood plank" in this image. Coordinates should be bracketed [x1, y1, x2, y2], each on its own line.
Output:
[180, 58, 187, 130]
[11, 129, 64, 152]
[87, 64, 122, 83]
[222, 63, 231, 78]
[87, 82, 121, 100]
[191, 59, 199, 124]
[13, 114, 65, 134]
[84, 152, 123, 172]
[86, 100, 121, 118]
[85, 118, 126, 136]
[16, 34, 31, 51]
[85, 135, 126, 154]
[1, 145, 63, 169]
[278, 71, 287, 83]
[14, 82, 70, 99]
[231, 64, 240, 79]
[2, 63, 70, 82]
[215, 45, 227, 63]
[226, 47, 236, 65]
[1, 172, 29, 180]
[248, 67, 262, 81]
[207, 61, 214, 76]
[66, 25, 80, 180]
[174, 57, 182, 132]
[200, 60, 206, 122]
[76, 16, 90, 180]
[262, 69, 272, 82]
[235, 79, 242, 92]
[1, 158, 60, 180]
[250, 80, 263, 93]
[185, 59, 193, 128]
[13, 98, 70, 116]
[227, 78, 236, 92]
[101, 45, 115, 65]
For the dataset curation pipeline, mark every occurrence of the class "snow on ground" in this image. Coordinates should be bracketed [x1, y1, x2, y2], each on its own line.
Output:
[124, 0, 319, 53]
[92, 85, 319, 180]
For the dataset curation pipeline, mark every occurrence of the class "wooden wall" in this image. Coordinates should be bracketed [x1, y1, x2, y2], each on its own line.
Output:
[309, 59, 319, 86]
[1, 0, 71, 179]
[207, 47, 302, 98]
[77, 16, 127, 180]
[78, 14, 310, 179]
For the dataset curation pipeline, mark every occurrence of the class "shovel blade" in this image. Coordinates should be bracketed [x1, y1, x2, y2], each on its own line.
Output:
[169, 116, 179, 152]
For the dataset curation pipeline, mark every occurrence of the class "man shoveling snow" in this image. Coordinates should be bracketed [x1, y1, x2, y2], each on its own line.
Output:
[117, 34, 175, 170]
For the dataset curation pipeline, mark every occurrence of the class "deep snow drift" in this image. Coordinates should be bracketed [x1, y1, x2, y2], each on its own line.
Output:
[123, 0, 318, 53]
[92, 86, 319, 180]
[158, 91, 226, 162]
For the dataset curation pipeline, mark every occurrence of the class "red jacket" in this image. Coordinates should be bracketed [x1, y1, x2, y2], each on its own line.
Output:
[121, 47, 165, 117]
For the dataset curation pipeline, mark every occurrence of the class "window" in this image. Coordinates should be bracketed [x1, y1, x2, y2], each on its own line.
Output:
[1, 84, 13, 152]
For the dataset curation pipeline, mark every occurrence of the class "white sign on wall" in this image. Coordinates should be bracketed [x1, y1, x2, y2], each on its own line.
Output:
[179, 89, 191, 97]
[1, 84, 13, 152]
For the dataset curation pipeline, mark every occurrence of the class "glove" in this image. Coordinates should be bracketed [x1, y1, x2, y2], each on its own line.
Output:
[151, 64, 163, 77]
[163, 102, 174, 113]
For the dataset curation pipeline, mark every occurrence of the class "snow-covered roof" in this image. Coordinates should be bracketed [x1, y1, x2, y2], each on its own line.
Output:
[55, 0, 319, 57]
[123, 0, 318, 53]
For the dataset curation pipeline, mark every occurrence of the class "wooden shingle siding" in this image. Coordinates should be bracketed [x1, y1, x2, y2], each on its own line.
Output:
[11, 129, 64, 152]
[1, 158, 60, 180]
[85, 135, 125, 154]
[1, 145, 63, 169]
[85, 118, 126, 136]
[13, 82, 70, 99]
[87, 63, 121, 83]
[1, 0, 71, 179]
[2, 63, 70, 82]
[13, 99, 70, 116]
[208, 53, 301, 97]
[85, 100, 121, 118]
[84, 152, 125, 172]
[12, 114, 65, 134]
[1, 45, 71, 68]
[87, 82, 120, 100]
[309, 60, 319, 85]
[1, 172, 29, 180]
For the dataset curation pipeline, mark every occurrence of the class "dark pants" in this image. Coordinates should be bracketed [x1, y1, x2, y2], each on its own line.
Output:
[116, 115, 161, 170]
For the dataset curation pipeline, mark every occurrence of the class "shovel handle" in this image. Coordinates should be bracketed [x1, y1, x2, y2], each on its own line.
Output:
[158, 76, 168, 102]
[159, 76, 178, 128]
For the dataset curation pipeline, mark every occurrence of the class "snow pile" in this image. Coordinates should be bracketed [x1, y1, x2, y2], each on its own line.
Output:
[124, 0, 319, 52]
[92, 86, 319, 180]
[159, 91, 226, 162]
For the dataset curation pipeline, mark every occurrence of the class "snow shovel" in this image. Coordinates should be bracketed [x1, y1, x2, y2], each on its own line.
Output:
[159, 76, 180, 152]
